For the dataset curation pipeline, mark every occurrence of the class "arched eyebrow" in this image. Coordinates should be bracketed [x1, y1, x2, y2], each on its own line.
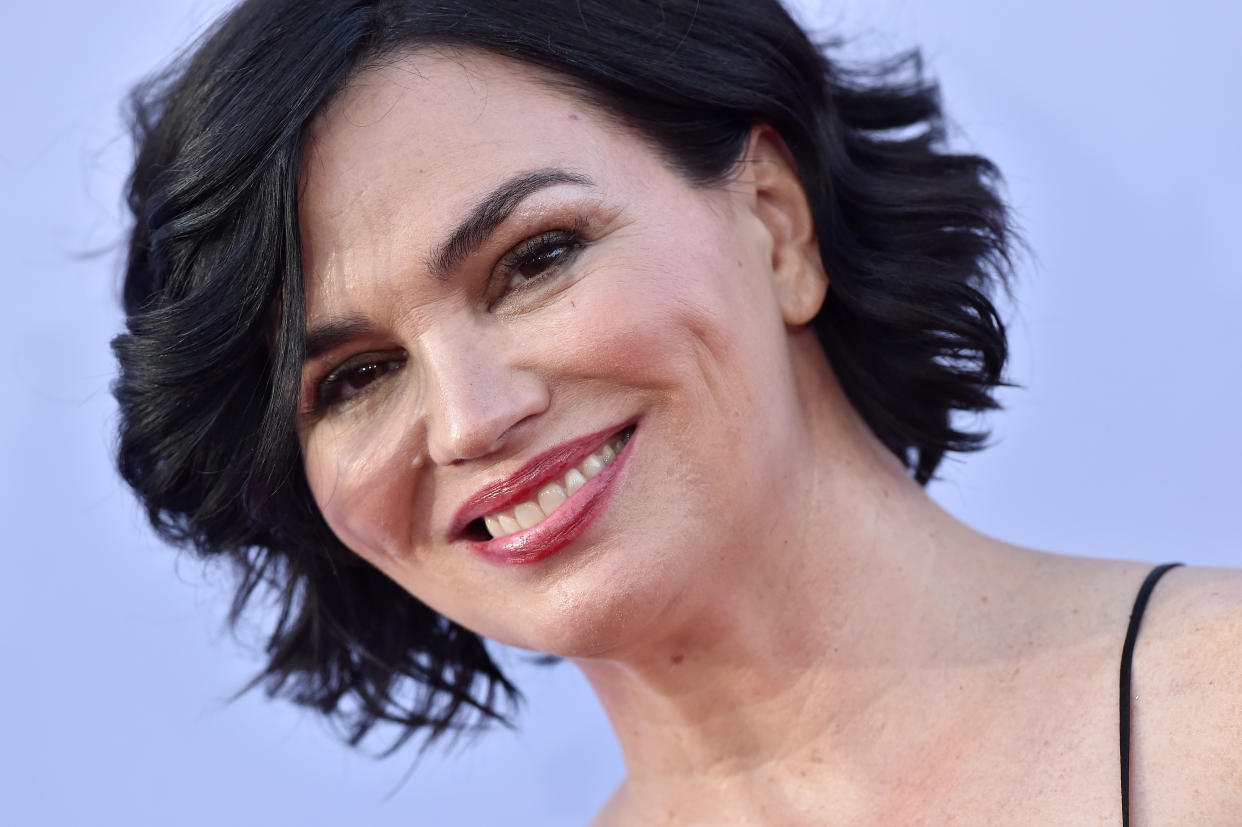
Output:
[428, 168, 594, 281]
[303, 315, 374, 364]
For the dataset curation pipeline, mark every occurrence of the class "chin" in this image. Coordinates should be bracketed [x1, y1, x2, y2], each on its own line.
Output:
[492, 536, 694, 661]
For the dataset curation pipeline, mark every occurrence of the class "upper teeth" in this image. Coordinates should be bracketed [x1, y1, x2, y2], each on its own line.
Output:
[482, 432, 628, 539]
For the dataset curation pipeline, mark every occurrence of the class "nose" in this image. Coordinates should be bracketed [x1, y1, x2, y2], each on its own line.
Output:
[421, 327, 550, 466]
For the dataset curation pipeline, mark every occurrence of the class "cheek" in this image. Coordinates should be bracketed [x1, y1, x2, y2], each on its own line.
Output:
[556, 217, 785, 416]
[301, 414, 428, 565]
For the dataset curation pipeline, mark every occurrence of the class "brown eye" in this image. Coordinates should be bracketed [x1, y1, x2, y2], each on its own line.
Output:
[316, 356, 404, 411]
[343, 363, 384, 392]
[517, 245, 568, 279]
[496, 228, 585, 302]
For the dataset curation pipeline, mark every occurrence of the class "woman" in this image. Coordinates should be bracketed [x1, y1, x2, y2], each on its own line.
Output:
[112, 0, 1242, 822]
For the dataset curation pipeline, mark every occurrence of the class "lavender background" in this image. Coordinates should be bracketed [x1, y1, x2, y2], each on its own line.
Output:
[2, 1, 1238, 824]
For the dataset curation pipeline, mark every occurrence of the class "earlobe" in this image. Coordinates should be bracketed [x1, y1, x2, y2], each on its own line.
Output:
[779, 254, 828, 325]
[741, 125, 829, 326]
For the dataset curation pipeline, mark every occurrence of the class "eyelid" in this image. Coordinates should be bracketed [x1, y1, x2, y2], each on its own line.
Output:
[301, 349, 405, 417]
[299, 207, 611, 415]
[321, 351, 382, 385]
[489, 218, 591, 306]
[499, 228, 582, 276]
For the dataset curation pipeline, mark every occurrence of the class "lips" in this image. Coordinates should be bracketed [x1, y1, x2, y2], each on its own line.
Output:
[450, 421, 636, 566]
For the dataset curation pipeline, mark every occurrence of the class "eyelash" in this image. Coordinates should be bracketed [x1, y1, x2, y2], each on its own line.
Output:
[305, 224, 588, 416]
[309, 353, 406, 415]
[492, 224, 586, 305]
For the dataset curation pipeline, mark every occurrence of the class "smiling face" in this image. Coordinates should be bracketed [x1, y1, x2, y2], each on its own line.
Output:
[296, 48, 829, 657]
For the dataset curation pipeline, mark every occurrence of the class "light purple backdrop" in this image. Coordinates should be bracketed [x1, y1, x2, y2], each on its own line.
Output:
[2, 1, 1238, 824]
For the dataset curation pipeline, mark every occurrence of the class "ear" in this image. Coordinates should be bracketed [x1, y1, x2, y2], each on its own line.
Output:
[738, 125, 828, 326]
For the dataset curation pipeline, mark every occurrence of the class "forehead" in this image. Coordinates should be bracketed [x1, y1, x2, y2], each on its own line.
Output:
[297, 49, 634, 311]
[304, 48, 609, 193]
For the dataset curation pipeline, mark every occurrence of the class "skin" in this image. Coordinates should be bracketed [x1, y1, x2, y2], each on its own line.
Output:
[296, 48, 1242, 825]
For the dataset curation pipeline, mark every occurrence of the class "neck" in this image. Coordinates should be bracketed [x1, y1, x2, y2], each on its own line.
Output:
[572, 334, 1024, 815]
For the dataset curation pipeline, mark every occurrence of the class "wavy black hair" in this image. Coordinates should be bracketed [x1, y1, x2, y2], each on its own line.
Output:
[112, 0, 1014, 753]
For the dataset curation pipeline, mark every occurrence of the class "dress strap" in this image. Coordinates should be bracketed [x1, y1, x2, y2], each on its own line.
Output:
[1120, 562, 1182, 826]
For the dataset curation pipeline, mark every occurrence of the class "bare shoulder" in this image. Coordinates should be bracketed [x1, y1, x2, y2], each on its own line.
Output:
[1129, 565, 1242, 823]
[1141, 565, 1242, 674]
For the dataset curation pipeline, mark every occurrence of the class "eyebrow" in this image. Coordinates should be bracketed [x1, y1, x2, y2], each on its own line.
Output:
[428, 168, 594, 280]
[302, 169, 594, 366]
[302, 315, 375, 364]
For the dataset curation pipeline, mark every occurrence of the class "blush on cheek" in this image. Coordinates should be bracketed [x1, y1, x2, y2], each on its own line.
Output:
[597, 257, 754, 398]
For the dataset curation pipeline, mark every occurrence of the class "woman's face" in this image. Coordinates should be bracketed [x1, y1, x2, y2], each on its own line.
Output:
[297, 48, 825, 657]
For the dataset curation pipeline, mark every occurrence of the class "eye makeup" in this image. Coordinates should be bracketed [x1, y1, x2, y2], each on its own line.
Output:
[489, 219, 589, 307]
[313, 352, 407, 412]
[298, 200, 619, 420]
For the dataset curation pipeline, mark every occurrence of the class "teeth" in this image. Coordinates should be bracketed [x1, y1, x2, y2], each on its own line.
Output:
[538, 483, 567, 514]
[498, 513, 521, 536]
[580, 453, 604, 480]
[514, 502, 544, 530]
[484, 515, 502, 538]
[480, 432, 629, 540]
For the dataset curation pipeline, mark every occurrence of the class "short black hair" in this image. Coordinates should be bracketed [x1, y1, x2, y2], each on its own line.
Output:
[112, 0, 1014, 753]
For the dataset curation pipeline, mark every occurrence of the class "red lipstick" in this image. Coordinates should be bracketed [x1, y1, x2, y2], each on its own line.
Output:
[450, 422, 636, 566]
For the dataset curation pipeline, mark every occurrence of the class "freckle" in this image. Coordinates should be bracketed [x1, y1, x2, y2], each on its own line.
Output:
[569, 114, 579, 122]
[980, 594, 989, 604]
[671, 653, 684, 665]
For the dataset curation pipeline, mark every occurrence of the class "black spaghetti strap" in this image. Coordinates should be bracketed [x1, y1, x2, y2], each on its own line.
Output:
[1119, 562, 1182, 827]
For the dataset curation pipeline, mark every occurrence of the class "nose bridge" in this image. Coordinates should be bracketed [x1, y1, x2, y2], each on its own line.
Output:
[420, 321, 547, 466]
